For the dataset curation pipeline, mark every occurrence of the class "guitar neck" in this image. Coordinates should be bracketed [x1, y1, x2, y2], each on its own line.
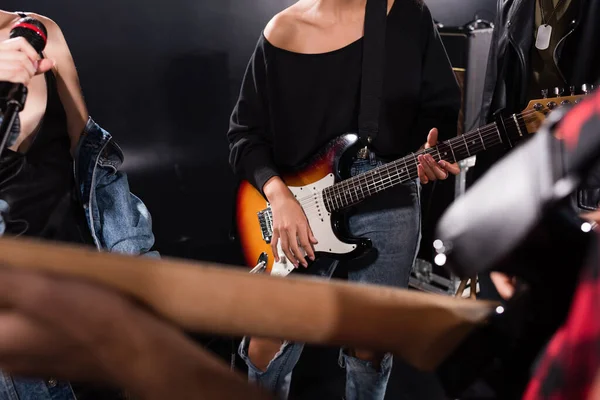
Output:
[323, 113, 529, 212]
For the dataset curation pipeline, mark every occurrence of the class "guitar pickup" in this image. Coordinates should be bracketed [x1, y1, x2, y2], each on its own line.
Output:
[257, 208, 273, 244]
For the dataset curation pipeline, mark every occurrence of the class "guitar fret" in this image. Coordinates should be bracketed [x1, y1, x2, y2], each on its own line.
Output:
[383, 168, 391, 187]
[329, 190, 335, 210]
[477, 128, 486, 150]
[381, 168, 389, 188]
[384, 167, 392, 187]
[344, 184, 351, 205]
[342, 186, 350, 207]
[447, 140, 457, 162]
[402, 157, 411, 180]
[495, 122, 503, 144]
[373, 170, 380, 192]
[461, 134, 471, 157]
[326, 188, 334, 210]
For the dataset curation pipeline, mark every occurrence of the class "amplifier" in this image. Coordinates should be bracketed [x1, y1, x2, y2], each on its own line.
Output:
[441, 25, 494, 134]
[410, 24, 494, 296]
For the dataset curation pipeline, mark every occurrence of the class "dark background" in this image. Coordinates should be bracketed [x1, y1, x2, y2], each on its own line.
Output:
[3, 0, 497, 264]
[4, 0, 497, 398]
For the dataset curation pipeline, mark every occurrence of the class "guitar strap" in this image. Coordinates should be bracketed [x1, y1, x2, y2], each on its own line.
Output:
[358, 0, 388, 149]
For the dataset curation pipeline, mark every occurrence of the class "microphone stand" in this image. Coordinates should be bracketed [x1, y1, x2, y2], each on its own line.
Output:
[0, 84, 27, 158]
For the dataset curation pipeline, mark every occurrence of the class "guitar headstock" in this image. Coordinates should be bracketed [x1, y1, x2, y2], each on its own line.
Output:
[521, 84, 594, 134]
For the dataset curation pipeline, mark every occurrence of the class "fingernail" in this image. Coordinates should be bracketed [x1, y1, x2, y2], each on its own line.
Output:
[309, 256, 315, 261]
[439, 161, 445, 167]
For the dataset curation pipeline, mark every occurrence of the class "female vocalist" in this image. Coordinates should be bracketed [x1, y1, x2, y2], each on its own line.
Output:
[0, 10, 157, 400]
[227, 0, 461, 398]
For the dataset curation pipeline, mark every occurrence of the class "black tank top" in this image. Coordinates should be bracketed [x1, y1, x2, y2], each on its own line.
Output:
[0, 14, 124, 400]
[0, 68, 94, 245]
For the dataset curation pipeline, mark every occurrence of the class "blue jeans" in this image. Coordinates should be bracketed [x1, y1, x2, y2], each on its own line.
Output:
[239, 159, 422, 400]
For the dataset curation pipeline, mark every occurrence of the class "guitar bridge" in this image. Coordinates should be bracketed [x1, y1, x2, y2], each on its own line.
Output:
[257, 208, 273, 244]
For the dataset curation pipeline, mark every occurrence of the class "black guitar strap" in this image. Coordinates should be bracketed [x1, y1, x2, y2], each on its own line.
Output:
[358, 0, 388, 148]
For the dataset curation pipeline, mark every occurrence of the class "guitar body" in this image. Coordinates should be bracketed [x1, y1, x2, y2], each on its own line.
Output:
[236, 134, 371, 276]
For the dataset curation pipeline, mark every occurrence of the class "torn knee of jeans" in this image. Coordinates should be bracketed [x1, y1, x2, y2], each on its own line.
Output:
[243, 339, 292, 373]
[339, 348, 392, 373]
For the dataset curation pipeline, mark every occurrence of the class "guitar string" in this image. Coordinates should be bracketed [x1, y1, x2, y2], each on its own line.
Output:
[276, 109, 540, 218]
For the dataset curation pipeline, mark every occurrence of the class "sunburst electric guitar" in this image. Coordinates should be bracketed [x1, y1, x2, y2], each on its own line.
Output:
[236, 94, 585, 277]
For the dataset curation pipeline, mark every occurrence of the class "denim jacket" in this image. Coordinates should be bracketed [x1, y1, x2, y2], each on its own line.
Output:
[0, 117, 158, 400]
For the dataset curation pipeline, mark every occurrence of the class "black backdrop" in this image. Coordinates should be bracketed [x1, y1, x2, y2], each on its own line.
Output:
[3, 0, 496, 398]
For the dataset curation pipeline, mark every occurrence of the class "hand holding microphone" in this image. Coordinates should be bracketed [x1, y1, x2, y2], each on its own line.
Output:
[0, 16, 51, 152]
[0, 17, 53, 87]
[0, 37, 53, 85]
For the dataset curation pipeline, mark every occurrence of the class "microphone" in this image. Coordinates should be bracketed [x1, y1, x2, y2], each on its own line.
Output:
[0, 17, 48, 106]
[9, 17, 48, 54]
[0, 17, 48, 154]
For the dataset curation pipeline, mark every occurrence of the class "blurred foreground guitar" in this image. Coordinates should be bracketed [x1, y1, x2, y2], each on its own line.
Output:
[236, 94, 585, 276]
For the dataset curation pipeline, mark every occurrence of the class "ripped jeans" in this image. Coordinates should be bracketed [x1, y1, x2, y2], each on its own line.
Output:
[239, 159, 422, 400]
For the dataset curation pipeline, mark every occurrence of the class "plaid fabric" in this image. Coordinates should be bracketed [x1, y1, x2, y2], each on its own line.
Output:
[523, 90, 600, 400]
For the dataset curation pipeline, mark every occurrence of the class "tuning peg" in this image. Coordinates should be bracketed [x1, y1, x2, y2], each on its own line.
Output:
[541, 89, 549, 99]
[582, 84, 589, 95]
[570, 86, 576, 95]
[591, 84, 596, 91]
[554, 87, 564, 97]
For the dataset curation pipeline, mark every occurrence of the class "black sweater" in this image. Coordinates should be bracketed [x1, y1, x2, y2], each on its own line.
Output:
[228, 1, 461, 192]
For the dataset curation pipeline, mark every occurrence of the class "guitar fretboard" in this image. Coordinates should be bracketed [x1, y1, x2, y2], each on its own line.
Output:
[322, 114, 526, 212]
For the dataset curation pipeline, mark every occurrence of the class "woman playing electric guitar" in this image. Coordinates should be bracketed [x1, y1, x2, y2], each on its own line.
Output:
[227, 0, 461, 398]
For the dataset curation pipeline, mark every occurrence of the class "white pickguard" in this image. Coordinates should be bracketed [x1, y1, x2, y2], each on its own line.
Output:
[269, 174, 357, 277]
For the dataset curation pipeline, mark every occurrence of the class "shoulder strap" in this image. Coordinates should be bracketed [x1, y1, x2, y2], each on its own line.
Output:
[358, 0, 388, 146]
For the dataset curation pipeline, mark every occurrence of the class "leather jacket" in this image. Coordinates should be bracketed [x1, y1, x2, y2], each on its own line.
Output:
[477, 0, 600, 210]
[481, 0, 591, 123]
